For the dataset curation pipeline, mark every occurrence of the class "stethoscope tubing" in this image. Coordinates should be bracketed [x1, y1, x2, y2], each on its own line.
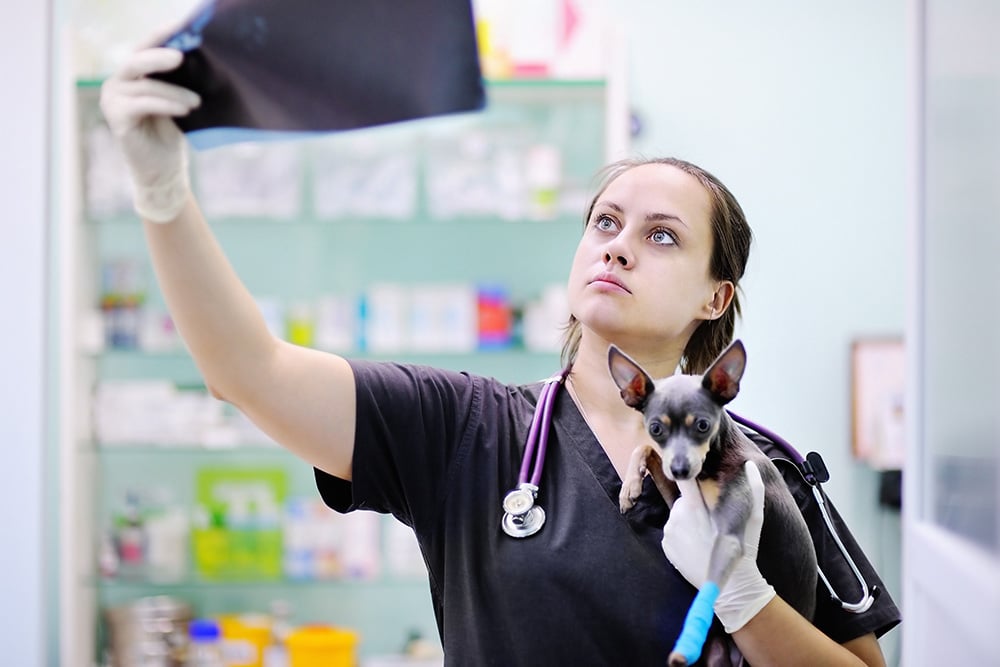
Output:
[529, 376, 559, 486]
[811, 485, 877, 613]
[729, 410, 877, 613]
[518, 373, 559, 486]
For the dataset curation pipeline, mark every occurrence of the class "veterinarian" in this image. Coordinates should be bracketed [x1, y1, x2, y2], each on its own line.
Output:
[101, 45, 901, 666]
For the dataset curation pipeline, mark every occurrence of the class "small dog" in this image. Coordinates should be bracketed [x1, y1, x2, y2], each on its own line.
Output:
[611, 340, 817, 667]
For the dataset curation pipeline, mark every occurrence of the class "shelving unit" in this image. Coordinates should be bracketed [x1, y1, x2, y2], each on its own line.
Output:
[60, 73, 628, 664]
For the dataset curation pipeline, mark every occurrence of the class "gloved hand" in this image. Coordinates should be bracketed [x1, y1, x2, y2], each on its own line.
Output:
[662, 460, 775, 634]
[99, 47, 201, 223]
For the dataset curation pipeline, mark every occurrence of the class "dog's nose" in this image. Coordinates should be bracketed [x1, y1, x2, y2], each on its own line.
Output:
[670, 460, 691, 479]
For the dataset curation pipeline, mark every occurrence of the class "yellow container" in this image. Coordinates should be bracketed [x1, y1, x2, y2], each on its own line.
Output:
[286, 625, 359, 667]
[218, 614, 272, 667]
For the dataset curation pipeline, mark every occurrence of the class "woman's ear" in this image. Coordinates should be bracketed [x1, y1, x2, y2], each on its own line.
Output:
[704, 281, 735, 320]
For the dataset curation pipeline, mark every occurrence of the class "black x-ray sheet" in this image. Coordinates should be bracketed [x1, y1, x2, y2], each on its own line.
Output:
[155, 0, 485, 148]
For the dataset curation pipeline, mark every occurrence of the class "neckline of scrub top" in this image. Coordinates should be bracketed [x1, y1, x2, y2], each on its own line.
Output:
[552, 386, 671, 536]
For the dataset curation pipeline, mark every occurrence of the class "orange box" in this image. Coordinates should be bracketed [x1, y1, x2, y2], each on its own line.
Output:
[286, 625, 359, 667]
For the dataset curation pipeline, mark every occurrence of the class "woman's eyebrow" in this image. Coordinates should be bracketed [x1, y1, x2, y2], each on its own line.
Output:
[595, 200, 688, 230]
[646, 211, 688, 230]
[594, 200, 624, 214]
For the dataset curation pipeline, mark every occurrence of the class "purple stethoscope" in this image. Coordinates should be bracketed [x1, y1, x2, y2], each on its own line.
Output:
[501, 368, 570, 539]
[500, 367, 878, 614]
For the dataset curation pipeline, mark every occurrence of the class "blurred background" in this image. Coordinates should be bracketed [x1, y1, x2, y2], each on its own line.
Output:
[3, 0, 997, 665]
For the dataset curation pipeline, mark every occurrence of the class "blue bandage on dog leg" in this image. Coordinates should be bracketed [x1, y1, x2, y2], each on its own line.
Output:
[672, 582, 721, 664]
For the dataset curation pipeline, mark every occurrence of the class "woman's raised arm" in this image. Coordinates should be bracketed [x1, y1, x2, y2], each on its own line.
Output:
[100, 46, 357, 480]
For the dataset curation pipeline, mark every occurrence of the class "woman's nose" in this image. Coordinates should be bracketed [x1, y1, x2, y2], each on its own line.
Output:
[603, 230, 633, 267]
[604, 251, 629, 267]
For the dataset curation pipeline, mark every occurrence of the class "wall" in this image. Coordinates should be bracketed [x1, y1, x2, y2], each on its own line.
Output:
[616, 0, 906, 657]
[0, 2, 50, 665]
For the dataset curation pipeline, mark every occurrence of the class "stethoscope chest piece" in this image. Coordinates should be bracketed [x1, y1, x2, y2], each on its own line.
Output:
[502, 484, 537, 516]
[502, 499, 545, 538]
[502, 483, 545, 538]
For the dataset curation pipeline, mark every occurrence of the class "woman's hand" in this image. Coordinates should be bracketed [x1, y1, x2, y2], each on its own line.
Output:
[99, 47, 200, 223]
[661, 460, 776, 633]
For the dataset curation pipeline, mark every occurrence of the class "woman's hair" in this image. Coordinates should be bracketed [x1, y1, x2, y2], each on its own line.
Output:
[560, 156, 753, 374]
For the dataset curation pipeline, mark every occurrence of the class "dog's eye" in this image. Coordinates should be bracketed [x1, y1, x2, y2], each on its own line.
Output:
[648, 421, 664, 438]
[694, 418, 711, 434]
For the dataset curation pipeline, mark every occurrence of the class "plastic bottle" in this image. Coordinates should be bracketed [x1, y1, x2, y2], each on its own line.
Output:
[115, 490, 146, 570]
[98, 528, 119, 578]
[187, 618, 225, 667]
[261, 600, 292, 667]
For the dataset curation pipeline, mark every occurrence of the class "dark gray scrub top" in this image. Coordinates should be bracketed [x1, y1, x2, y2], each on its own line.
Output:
[315, 361, 900, 666]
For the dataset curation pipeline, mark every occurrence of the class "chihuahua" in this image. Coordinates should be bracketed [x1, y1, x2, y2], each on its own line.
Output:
[611, 340, 817, 667]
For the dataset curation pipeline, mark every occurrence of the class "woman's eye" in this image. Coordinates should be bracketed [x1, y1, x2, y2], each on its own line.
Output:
[694, 418, 711, 434]
[594, 214, 617, 232]
[648, 421, 664, 438]
[650, 228, 677, 246]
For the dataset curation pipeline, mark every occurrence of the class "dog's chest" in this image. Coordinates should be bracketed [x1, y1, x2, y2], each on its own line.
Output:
[677, 478, 722, 509]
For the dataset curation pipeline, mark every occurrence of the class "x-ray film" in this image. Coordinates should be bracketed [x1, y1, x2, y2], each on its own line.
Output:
[154, 0, 485, 149]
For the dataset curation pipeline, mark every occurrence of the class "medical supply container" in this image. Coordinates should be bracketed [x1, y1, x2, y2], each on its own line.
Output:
[285, 625, 358, 667]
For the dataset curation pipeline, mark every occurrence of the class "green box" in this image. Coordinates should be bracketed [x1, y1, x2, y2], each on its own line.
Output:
[193, 467, 287, 581]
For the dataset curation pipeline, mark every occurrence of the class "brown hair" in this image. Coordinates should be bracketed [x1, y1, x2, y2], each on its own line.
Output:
[560, 156, 753, 374]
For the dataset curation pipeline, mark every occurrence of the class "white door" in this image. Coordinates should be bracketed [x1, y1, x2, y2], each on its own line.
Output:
[904, 0, 1000, 664]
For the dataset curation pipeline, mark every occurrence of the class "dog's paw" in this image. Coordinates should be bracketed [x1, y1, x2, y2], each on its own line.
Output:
[667, 652, 689, 667]
[619, 477, 643, 513]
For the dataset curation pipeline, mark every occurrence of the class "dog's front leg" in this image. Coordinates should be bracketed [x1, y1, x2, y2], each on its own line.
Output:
[618, 443, 659, 512]
[647, 457, 680, 509]
[706, 482, 754, 587]
[667, 479, 753, 667]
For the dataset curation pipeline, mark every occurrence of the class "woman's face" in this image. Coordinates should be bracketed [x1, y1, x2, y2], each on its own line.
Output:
[567, 163, 721, 353]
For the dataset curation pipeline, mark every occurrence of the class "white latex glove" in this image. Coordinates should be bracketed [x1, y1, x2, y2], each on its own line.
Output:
[662, 460, 776, 633]
[99, 47, 200, 223]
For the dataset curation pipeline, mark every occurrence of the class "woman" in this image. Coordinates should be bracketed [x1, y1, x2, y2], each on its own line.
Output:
[100, 47, 900, 665]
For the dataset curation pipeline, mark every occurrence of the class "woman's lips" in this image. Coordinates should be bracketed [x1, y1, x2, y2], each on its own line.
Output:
[589, 272, 631, 294]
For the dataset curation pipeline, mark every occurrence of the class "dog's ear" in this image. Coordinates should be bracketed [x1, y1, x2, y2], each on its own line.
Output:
[608, 345, 655, 410]
[702, 339, 746, 405]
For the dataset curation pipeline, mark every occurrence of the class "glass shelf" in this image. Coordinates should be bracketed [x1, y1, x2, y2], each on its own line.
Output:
[92, 572, 441, 658]
[92, 574, 440, 658]
[90, 348, 563, 385]
[90, 443, 289, 455]
[91, 574, 428, 590]
[85, 213, 585, 226]
[77, 77, 606, 90]
[91, 347, 561, 362]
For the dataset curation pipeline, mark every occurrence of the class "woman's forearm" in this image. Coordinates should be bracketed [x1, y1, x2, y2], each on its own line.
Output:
[141, 194, 358, 479]
[142, 194, 278, 403]
[731, 597, 883, 666]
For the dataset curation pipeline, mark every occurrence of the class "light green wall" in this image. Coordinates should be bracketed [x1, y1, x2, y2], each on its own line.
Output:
[617, 2, 907, 658]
